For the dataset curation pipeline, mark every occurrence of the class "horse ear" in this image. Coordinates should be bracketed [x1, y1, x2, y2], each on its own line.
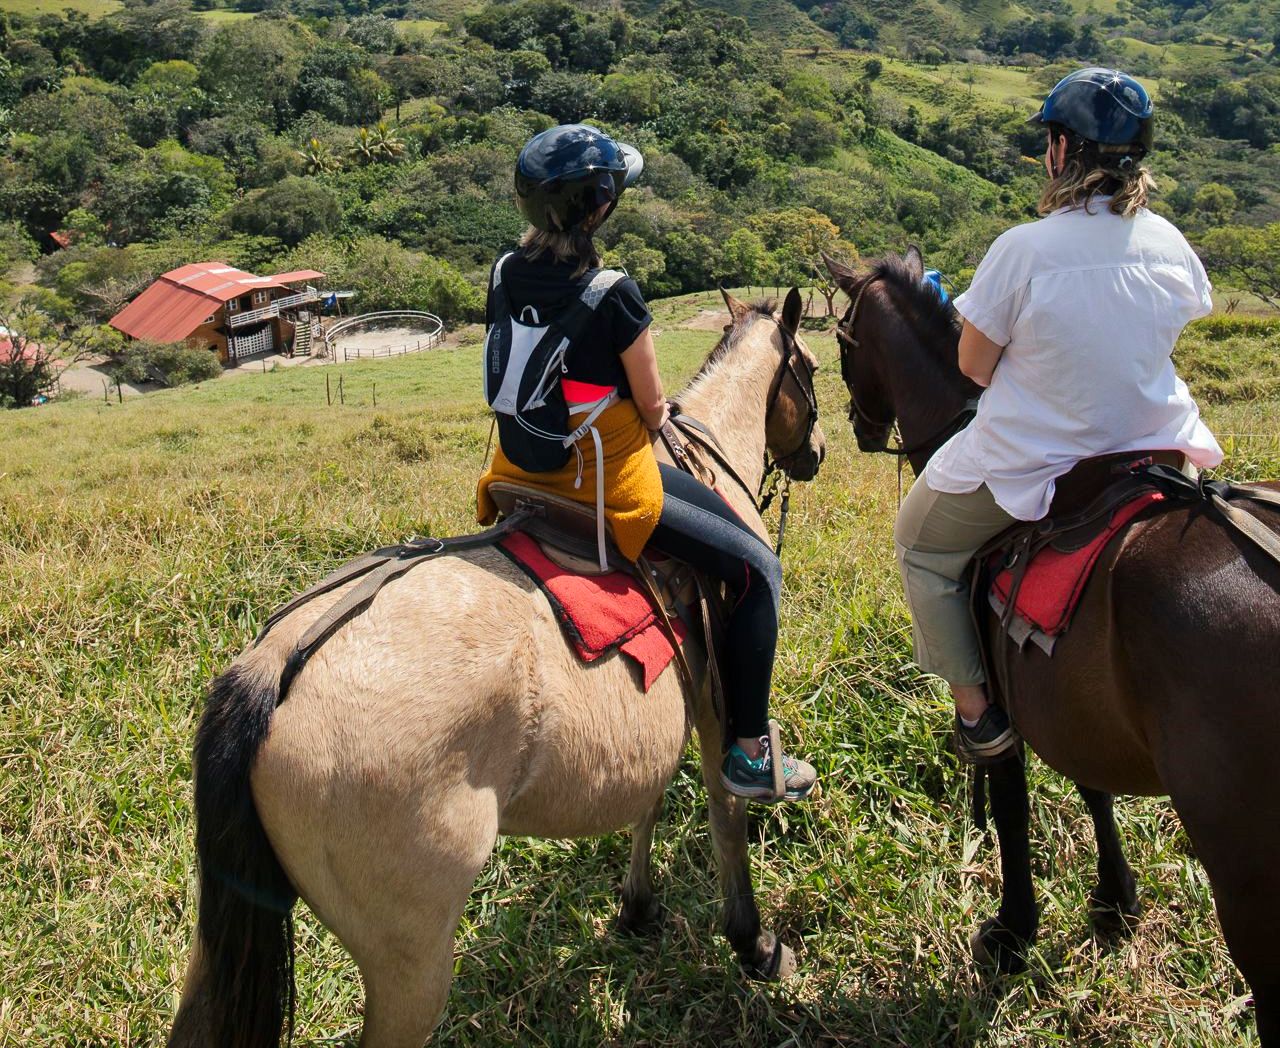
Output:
[720, 286, 754, 325]
[903, 244, 925, 281]
[822, 251, 859, 293]
[781, 287, 803, 336]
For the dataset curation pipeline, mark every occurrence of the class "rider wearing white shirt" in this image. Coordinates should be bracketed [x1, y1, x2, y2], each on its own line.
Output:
[894, 68, 1223, 763]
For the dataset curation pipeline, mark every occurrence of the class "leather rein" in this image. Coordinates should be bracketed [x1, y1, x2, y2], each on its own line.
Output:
[836, 276, 976, 460]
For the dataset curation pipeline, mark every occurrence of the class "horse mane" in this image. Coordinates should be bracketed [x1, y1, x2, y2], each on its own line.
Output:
[864, 255, 959, 346]
[695, 299, 775, 377]
[674, 300, 776, 408]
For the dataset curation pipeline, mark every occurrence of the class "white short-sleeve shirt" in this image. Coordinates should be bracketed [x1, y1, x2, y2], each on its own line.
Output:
[928, 202, 1223, 521]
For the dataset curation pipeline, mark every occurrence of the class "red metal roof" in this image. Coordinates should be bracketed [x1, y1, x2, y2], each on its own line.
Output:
[109, 262, 293, 343]
[0, 337, 45, 365]
[266, 269, 326, 284]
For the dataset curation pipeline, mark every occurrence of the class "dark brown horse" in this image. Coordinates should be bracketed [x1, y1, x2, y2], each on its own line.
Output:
[825, 248, 1280, 1044]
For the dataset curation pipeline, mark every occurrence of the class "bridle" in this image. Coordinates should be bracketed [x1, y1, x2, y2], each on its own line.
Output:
[763, 321, 821, 475]
[835, 275, 976, 461]
[663, 313, 820, 554]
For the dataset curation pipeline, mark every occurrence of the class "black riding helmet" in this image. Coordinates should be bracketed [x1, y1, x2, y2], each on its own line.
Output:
[514, 124, 644, 234]
[1031, 67, 1154, 159]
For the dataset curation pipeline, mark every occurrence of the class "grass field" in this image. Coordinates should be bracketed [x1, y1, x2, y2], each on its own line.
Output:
[398, 17, 446, 37]
[0, 294, 1277, 1044]
[198, 8, 253, 23]
[0, 0, 119, 15]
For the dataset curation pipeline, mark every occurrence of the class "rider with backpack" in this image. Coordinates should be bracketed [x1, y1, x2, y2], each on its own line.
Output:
[894, 69, 1223, 763]
[476, 124, 816, 802]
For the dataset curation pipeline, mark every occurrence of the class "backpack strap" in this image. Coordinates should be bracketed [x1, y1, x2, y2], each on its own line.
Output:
[491, 251, 515, 288]
[489, 251, 515, 313]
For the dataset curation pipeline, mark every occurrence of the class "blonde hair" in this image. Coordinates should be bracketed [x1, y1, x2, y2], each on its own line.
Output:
[518, 226, 601, 277]
[1038, 137, 1155, 218]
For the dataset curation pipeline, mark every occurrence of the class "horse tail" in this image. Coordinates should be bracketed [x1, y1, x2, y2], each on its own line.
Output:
[172, 663, 297, 1048]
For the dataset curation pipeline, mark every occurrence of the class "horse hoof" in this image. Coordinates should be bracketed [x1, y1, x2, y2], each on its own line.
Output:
[745, 938, 796, 982]
[1089, 892, 1141, 938]
[970, 918, 1029, 975]
[615, 896, 663, 937]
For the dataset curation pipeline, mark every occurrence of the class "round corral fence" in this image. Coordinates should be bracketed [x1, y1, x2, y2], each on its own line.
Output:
[324, 311, 445, 362]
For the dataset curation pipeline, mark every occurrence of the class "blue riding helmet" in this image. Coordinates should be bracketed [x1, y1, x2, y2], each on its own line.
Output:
[1031, 67, 1154, 152]
[515, 124, 644, 233]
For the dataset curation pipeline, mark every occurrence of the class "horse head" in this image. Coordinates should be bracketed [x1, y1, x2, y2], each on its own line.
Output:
[719, 287, 826, 482]
[823, 249, 975, 472]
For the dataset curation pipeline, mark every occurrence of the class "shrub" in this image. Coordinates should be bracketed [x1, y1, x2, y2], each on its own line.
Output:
[111, 340, 223, 386]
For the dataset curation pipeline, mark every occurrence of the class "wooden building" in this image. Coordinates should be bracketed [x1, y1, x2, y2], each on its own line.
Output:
[109, 262, 327, 365]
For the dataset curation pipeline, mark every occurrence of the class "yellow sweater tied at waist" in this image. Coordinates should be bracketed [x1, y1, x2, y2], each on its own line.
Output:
[477, 397, 663, 563]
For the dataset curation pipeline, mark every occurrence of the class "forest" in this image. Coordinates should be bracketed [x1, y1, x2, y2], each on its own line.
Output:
[0, 0, 1278, 404]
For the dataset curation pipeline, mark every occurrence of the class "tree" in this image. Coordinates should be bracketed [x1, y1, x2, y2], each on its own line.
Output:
[1199, 223, 1280, 308]
[0, 297, 114, 408]
[606, 234, 666, 290]
[224, 177, 341, 246]
[1192, 182, 1238, 227]
[128, 60, 208, 147]
[716, 228, 768, 288]
[812, 248, 859, 316]
[199, 19, 309, 130]
[344, 14, 398, 54]
[91, 142, 236, 244]
[338, 236, 482, 323]
[300, 137, 342, 175]
[0, 221, 37, 275]
[349, 122, 405, 166]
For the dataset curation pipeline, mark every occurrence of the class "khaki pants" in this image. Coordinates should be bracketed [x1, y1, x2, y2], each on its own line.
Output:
[893, 479, 1017, 687]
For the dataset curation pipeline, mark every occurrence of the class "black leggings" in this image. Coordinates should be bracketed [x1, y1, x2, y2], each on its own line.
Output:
[648, 464, 781, 739]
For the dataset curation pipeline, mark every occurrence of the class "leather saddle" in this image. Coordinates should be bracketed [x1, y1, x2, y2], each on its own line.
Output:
[486, 481, 725, 723]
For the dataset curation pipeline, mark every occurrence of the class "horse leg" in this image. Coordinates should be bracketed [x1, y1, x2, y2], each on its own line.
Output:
[972, 753, 1038, 973]
[1075, 784, 1140, 936]
[617, 797, 664, 935]
[1165, 784, 1280, 1048]
[698, 744, 795, 981]
[261, 776, 499, 1048]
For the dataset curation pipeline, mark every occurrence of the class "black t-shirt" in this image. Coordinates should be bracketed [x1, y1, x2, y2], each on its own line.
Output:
[485, 250, 652, 398]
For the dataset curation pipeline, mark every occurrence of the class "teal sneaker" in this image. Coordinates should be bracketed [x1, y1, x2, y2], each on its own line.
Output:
[720, 736, 817, 803]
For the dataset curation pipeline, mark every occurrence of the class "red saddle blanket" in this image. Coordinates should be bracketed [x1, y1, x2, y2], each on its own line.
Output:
[990, 490, 1165, 641]
[498, 531, 687, 691]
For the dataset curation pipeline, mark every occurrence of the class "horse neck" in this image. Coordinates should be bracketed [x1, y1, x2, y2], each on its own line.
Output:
[676, 319, 778, 513]
[873, 288, 973, 473]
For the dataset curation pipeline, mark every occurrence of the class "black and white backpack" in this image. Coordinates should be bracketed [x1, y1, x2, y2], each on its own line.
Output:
[483, 253, 626, 472]
[483, 252, 627, 565]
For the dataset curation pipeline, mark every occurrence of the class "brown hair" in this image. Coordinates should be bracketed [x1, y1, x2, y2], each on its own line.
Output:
[1038, 133, 1155, 218]
[518, 226, 601, 278]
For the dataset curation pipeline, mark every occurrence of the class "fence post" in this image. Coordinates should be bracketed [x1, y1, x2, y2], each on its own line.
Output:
[339, 374, 344, 405]
[373, 382, 377, 408]
[327, 373, 332, 406]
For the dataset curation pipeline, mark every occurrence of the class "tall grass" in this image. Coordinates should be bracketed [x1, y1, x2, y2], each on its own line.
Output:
[0, 307, 1274, 1044]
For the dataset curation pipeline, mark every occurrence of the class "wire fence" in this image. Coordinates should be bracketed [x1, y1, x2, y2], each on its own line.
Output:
[324, 310, 446, 362]
[341, 332, 444, 360]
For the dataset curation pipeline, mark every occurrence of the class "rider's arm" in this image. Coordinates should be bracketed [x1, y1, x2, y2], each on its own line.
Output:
[958, 320, 1005, 388]
[620, 327, 669, 431]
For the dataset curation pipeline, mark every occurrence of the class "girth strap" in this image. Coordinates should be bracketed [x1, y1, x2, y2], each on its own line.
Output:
[261, 510, 535, 701]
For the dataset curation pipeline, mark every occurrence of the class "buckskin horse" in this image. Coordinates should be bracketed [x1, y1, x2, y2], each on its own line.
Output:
[167, 288, 825, 1048]
[824, 249, 1280, 1044]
